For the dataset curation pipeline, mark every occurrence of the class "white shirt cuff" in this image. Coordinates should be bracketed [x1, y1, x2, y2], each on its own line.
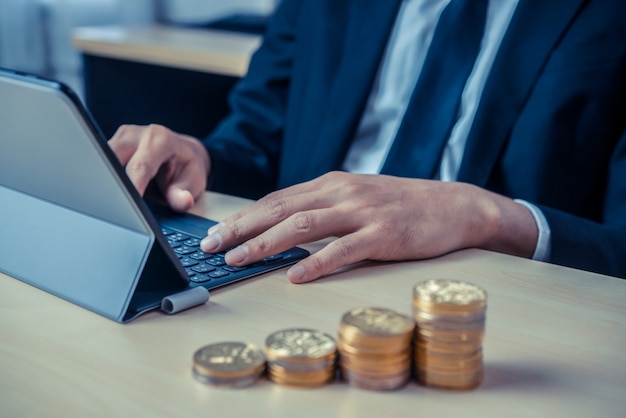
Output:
[514, 199, 551, 262]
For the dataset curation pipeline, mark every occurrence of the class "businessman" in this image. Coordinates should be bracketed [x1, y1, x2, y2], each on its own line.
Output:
[110, 0, 626, 281]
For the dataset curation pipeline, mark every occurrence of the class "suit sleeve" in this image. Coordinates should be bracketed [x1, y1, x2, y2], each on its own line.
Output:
[540, 126, 626, 279]
[201, 0, 301, 199]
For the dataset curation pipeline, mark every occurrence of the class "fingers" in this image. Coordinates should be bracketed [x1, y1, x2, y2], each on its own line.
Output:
[108, 124, 139, 166]
[203, 211, 373, 284]
[225, 208, 346, 262]
[125, 125, 177, 195]
[220, 176, 328, 226]
[199, 207, 326, 256]
[109, 124, 174, 195]
[158, 151, 210, 212]
[287, 232, 377, 283]
[203, 194, 323, 252]
[198, 173, 382, 282]
[108, 124, 210, 207]
[199, 182, 347, 254]
[210, 173, 345, 244]
[164, 187, 195, 212]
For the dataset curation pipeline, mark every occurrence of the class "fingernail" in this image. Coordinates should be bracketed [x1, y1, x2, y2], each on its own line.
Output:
[200, 233, 222, 252]
[226, 245, 249, 264]
[287, 265, 306, 283]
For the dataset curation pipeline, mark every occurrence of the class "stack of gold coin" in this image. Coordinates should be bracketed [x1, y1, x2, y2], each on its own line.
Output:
[337, 307, 414, 391]
[412, 279, 487, 390]
[265, 328, 337, 387]
[192, 341, 266, 388]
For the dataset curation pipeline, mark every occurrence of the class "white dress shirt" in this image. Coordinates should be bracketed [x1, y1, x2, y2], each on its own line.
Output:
[342, 0, 551, 261]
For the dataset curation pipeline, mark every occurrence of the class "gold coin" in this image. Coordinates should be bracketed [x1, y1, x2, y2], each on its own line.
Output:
[340, 357, 411, 376]
[267, 365, 335, 387]
[415, 354, 483, 373]
[265, 328, 337, 363]
[341, 366, 410, 391]
[413, 303, 487, 318]
[414, 338, 482, 355]
[192, 369, 263, 388]
[412, 280, 487, 392]
[268, 357, 336, 373]
[413, 313, 486, 333]
[339, 348, 411, 364]
[338, 326, 413, 350]
[267, 372, 334, 388]
[192, 342, 266, 386]
[416, 368, 483, 390]
[339, 346, 411, 361]
[268, 363, 334, 379]
[413, 280, 487, 313]
[340, 307, 414, 337]
[415, 344, 481, 359]
[267, 361, 334, 374]
[416, 365, 483, 378]
[412, 307, 486, 324]
[415, 327, 485, 344]
[338, 339, 410, 357]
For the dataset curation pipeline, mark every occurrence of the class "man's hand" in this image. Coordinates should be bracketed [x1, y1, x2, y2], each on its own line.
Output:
[109, 124, 211, 212]
[199, 171, 538, 283]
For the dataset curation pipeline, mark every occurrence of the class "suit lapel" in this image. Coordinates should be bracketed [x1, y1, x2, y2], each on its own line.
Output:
[306, 0, 402, 177]
[457, 0, 587, 186]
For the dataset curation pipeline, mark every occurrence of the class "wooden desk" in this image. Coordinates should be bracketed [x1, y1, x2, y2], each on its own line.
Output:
[72, 25, 261, 139]
[1, 192, 625, 418]
[73, 25, 261, 77]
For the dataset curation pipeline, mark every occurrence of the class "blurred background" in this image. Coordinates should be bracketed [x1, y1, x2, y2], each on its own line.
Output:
[0, 0, 277, 98]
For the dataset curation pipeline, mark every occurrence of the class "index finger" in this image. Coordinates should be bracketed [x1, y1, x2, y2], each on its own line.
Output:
[210, 180, 332, 249]
[108, 124, 143, 166]
[123, 126, 177, 196]
[220, 177, 325, 227]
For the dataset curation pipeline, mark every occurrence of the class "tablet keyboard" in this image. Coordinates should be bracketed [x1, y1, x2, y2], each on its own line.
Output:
[162, 227, 290, 286]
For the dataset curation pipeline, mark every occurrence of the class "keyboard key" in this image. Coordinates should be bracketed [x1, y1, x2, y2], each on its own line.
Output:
[174, 246, 197, 256]
[192, 264, 217, 274]
[209, 269, 230, 278]
[263, 254, 284, 263]
[190, 274, 213, 283]
[190, 251, 212, 261]
[223, 265, 247, 272]
[180, 257, 199, 267]
[207, 256, 226, 266]
[168, 233, 190, 242]
[183, 238, 202, 247]
[250, 253, 286, 267]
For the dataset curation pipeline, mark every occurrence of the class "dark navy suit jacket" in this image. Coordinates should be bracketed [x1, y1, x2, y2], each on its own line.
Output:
[203, 0, 626, 278]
